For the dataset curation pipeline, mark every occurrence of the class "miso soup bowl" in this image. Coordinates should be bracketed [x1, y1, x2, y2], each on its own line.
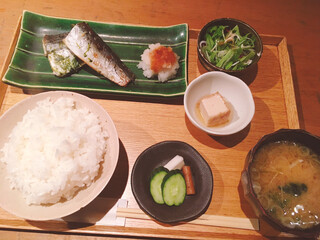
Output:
[241, 129, 320, 237]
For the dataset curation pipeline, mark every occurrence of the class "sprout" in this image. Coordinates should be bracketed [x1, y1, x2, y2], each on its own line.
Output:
[201, 24, 256, 70]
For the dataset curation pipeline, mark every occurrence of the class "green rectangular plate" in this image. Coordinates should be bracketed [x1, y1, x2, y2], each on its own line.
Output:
[3, 10, 188, 98]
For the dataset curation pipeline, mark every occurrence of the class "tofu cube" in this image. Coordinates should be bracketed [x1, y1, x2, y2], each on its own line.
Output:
[199, 92, 231, 126]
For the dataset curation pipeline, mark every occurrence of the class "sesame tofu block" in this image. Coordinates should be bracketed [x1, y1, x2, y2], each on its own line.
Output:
[199, 92, 231, 126]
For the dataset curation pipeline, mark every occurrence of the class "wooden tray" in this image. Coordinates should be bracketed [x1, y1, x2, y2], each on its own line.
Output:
[0, 18, 300, 239]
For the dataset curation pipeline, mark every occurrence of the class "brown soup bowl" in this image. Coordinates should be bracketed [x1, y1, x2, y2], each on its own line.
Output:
[241, 128, 320, 237]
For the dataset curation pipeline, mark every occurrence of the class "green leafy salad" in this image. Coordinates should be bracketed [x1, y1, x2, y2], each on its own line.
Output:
[200, 25, 257, 71]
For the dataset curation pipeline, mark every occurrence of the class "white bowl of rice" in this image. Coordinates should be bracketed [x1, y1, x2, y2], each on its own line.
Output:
[0, 91, 119, 220]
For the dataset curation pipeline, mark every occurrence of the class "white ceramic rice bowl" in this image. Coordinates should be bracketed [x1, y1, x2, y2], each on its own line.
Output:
[0, 91, 119, 220]
[184, 72, 255, 135]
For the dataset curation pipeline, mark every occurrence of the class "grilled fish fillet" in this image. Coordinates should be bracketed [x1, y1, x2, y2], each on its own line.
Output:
[42, 33, 84, 77]
[63, 22, 135, 86]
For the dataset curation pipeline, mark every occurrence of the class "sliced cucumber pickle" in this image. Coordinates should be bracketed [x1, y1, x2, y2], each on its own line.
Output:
[150, 166, 169, 204]
[161, 170, 186, 206]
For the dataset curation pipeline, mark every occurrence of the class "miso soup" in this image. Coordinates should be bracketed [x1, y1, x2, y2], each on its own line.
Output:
[250, 141, 320, 230]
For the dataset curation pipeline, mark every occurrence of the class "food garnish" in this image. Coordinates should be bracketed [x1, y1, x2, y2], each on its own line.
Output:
[138, 43, 180, 82]
[199, 25, 256, 70]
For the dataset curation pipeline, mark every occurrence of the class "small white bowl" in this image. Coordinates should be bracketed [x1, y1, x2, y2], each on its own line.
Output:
[0, 91, 119, 220]
[184, 72, 255, 136]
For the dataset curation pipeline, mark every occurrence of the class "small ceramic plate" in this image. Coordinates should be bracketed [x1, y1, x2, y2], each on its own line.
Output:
[131, 141, 213, 223]
[0, 91, 119, 220]
[3, 10, 188, 98]
[184, 71, 255, 135]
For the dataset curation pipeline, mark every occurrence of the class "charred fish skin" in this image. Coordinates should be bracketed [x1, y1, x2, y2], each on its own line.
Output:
[63, 22, 135, 87]
[42, 33, 83, 77]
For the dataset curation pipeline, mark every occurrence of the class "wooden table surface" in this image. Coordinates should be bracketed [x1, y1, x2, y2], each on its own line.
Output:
[0, 0, 319, 239]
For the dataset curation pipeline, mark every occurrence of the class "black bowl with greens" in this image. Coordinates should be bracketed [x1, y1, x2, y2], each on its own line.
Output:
[197, 18, 263, 74]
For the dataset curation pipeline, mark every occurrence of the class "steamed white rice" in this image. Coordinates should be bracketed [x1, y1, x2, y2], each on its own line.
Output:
[138, 43, 180, 82]
[0, 97, 109, 205]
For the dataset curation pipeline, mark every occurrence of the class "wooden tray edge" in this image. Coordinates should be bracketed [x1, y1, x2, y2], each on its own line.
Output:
[277, 37, 300, 129]
[0, 16, 21, 107]
[0, 219, 264, 240]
